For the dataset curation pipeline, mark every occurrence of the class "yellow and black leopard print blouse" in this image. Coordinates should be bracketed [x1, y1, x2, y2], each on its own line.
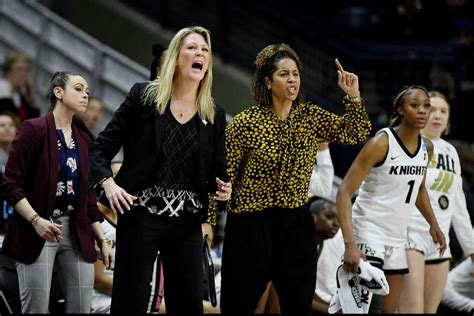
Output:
[225, 96, 371, 214]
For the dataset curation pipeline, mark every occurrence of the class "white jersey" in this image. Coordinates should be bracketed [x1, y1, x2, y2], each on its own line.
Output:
[441, 256, 474, 312]
[352, 127, 429, 246]
[315, 230, 344, 304]
[408, 138, 474, 256]
[308, 147, 334, 199]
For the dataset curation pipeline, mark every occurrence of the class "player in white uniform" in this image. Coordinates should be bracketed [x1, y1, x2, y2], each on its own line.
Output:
[399, 91, 474, 313]
[336, 85, 446, 313]
[440, 253, 474, 313]
[308, 142, 334, 200]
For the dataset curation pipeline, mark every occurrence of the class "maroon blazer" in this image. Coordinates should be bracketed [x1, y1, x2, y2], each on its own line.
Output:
[1, 112, 101, 264]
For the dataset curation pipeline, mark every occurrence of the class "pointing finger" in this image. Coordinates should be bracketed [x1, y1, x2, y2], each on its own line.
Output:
[337, 70, 342, 83]
[335, 58, 344, 73]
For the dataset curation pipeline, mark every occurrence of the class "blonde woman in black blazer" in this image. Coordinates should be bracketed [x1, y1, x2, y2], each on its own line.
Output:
[89, 26, 231, 314]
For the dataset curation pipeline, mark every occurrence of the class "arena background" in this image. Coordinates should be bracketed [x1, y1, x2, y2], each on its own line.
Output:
[1, 0, 473, 215]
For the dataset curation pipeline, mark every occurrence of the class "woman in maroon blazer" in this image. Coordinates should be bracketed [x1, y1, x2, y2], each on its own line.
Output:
[1, 71, 113, 313]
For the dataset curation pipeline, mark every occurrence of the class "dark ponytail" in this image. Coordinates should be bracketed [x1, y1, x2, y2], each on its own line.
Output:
[48, 71, 95, 140]
[48, 71, 80, 110]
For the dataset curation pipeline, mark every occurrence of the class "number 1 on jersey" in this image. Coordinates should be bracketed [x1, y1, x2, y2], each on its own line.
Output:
[405, 180, 415, 203]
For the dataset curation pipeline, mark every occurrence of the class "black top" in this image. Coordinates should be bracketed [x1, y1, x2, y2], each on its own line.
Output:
[155, 110, 199, 191]
[89, 82, 229, 225]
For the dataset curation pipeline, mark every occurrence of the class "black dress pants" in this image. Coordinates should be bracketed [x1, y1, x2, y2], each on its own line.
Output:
[220, 205, 317, 314]
[110, 207, 203, 314]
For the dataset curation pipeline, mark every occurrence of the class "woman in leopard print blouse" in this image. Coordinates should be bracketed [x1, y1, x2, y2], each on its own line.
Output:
[220, 43, 371, 314]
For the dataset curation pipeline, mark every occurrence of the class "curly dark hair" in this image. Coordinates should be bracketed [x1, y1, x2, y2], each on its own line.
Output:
[251, 43, 304, 107]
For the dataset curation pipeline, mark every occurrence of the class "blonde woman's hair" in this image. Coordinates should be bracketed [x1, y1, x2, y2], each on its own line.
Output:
[143, 26, 215, 124]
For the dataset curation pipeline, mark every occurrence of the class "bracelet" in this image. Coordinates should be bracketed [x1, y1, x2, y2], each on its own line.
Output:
[99, 238, 112, 247]
[98, 177, 110, 189]
[29, 213, 40, 226]
[348, 94, 361, 101]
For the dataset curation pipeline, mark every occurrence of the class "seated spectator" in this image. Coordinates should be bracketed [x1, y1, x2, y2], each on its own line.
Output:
[0, 51, 39, 121]
[82, 97, 104, 136]
[0, 111, 19, 174]
[308, 142, 334, 200]
[309, 197, 340, 256]
[0, 111, 19, 235]
[313, 230, 344, 313]
[309, 196, 340, 313]
[439, 253, 474, 314]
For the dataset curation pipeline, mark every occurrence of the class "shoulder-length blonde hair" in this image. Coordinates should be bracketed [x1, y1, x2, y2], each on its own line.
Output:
[143, 26, 215, 124]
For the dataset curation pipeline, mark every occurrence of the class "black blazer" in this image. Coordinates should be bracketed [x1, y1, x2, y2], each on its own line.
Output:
[89, 82, 229, 222]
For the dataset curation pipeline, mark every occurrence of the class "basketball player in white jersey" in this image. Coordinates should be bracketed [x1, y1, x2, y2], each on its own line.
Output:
[336, 85, 446, 313]
[399, 91, 474, 313]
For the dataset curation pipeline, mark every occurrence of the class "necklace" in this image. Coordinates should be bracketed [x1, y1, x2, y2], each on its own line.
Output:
[171, 101, 196, 118]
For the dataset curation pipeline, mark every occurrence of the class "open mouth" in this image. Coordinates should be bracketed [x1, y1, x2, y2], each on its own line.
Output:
[288, 86, 298, 94]
[192, 62, 203, 71]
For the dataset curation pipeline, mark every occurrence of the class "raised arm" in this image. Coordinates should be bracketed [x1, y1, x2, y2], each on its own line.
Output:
[336, 133, 388, 272]
[309, 59, 371, 145]
[335, 58, 360, 100]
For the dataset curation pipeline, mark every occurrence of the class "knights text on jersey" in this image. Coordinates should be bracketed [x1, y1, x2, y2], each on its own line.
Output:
[352, 127, 429, 246]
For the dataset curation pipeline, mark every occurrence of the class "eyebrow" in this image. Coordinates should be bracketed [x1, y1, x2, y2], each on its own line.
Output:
[73, 83, 89, 89]
[186, 41, 208, 47]
[407, 97, 429, 101]
[278, 68, 298, 72]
